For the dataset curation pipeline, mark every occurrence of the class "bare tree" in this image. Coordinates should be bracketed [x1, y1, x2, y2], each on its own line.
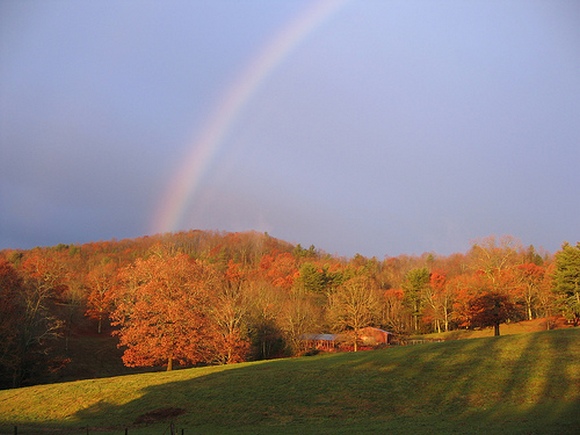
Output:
[327, 275, 380, 351]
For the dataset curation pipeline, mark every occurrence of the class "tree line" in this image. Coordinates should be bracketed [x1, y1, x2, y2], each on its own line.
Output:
[1, 231, 578, 388]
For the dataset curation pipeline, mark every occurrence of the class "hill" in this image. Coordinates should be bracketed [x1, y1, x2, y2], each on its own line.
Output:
[1, 328, 578, 435]
[4, 231, 575, 389]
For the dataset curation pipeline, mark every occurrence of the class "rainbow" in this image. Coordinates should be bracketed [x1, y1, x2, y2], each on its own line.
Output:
[151, 0, 348, 235]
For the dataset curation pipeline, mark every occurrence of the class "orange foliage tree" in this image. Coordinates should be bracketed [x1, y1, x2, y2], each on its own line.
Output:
[259, 252, 299, 291]
[450, 273, 485, 329]
[111, 251, 219, 370]
[85, 259, 118, 333]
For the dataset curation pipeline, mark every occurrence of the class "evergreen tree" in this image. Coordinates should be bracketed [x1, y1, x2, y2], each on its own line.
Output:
[402, 267, 430, 332]
[553, 242, 580, 326]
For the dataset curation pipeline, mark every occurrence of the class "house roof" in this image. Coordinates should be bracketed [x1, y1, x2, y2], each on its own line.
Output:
[300, 333, 338, 341]
[360, 327, 393, 335]
[301, 328, 393, 342]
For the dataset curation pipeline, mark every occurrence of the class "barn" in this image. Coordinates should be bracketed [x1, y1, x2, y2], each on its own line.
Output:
[358, 327, 393, 346]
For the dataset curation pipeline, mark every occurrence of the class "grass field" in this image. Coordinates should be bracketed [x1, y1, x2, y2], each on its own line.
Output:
[417, 318, 561, 341]
[0, 328, 579, 434]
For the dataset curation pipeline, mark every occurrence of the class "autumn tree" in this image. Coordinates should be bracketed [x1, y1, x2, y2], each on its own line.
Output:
[381, 288, 406, 335]
[85, 259, 118, 334]
[15, 253, 65, 384]
[467, 291, 519, 336]
[468, 235, 521, 291]
[327, 275, 380, 351]
[455, 236, 529, 334]
[514, 262, 545, 321]
[552, 242, 580, 325]
[111, 251, 219, 370]
[449, 272, 486, 330]
[423, 271, 454, 333]
[534, 262, 557, 329]
[259, 252, 299, 291]
[210, 261, 251, 364]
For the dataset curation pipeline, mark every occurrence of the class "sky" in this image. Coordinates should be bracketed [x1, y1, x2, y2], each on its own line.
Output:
[1, 0, 579, 259]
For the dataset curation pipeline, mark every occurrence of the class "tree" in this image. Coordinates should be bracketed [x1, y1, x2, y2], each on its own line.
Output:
[259, 252, 299, 291]
[449, 272, 488, 330]
[296, 262, 329, 294]
[552, 242, 580, 326]
[85, 259, 117, 334]
[467, 292, 518, 336]
[245, 280, 286, 360]
[111, 252, 218, 370]
[514, 262, 545, 321]
[381, 288, 406, 335]
[468, 235, 521, 291]
[210, 261, 251, 364]
[536, 262, 558, 329]
[279, 292, 321, 354]
[16, 253, 65, 384]
[0, 257, 25, 388]
[423, 271, 454, 333]
[327, 275, 380, 351]
[294, 262, 344, 303]
[402, 268, 430, 332]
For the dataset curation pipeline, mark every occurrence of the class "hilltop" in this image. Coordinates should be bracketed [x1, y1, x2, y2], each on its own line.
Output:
[1, 328, 578, 434]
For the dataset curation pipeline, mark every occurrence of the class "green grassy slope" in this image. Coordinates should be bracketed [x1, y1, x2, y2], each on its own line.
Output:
[1, 328, 579, 435]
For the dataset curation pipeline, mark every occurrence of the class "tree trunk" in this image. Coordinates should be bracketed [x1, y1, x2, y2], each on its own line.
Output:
[494, 323, 500, 336]
[167, 356, 173, 371]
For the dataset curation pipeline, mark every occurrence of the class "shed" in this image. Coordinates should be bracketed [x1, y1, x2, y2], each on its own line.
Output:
[300, 333, 339, 351]
[358, 327, 393, 346]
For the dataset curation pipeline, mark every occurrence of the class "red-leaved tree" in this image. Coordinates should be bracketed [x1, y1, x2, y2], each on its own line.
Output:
[468, 291, 518, 336]
[111, 251, 218, 370]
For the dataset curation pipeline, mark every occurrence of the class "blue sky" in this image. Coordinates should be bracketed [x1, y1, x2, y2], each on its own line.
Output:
[1, 0, 579, 258]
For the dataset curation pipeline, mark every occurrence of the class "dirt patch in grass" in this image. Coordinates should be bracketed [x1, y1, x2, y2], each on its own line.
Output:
[134, 407, 186, 424]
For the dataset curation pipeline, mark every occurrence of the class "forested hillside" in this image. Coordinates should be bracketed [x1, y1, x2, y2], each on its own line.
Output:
[1, 231, 578, 388]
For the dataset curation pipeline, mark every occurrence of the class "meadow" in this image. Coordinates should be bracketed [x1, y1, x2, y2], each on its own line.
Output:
[0, 328, 578, 434]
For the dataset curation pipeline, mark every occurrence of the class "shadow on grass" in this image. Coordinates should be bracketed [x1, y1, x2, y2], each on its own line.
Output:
[2, 329, 579, 434]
